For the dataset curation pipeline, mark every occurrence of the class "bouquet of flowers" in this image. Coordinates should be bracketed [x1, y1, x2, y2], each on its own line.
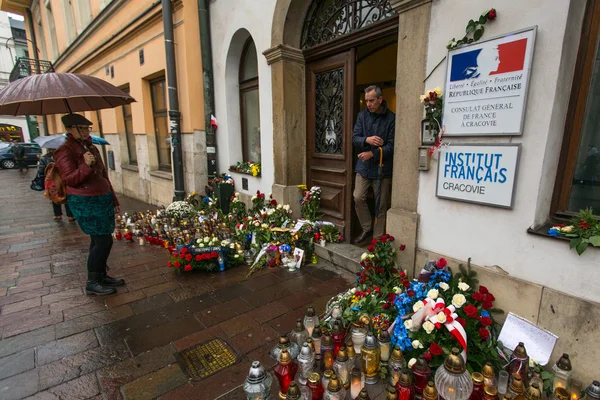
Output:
[230, 161, 261, 177]
[548, 208, 600, 255]
[298, 185, 322, 221]
[320, 224, 343, 243]
[250, 191, 266, 214]
[165, 201, 196, 219]
[391, 258, 504, 373]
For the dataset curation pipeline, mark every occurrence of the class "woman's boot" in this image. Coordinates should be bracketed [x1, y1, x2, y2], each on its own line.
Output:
[101, 266, 125, 287]
[86, 272, 117, 295]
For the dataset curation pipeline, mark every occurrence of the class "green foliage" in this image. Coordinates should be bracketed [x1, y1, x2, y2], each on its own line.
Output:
[454, 257, 479, 288]
[447, 9, 497, 50]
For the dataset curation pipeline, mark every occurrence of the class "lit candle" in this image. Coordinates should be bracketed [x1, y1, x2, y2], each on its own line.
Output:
[571, 392, 580, 400]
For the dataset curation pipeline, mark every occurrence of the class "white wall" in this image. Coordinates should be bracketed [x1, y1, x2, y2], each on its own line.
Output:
[417, 0, 599, 302]
[210, 0, 276, 197]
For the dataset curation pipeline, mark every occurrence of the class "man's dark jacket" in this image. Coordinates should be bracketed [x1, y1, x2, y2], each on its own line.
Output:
[11, 144, 25, 159]
[352, 101, 395, 180]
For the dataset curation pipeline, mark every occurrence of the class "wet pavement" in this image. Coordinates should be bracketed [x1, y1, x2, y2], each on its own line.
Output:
[0, 169, 360, 400]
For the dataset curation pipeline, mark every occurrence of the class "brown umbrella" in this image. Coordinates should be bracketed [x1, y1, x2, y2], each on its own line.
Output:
[0, 72, 135, 116]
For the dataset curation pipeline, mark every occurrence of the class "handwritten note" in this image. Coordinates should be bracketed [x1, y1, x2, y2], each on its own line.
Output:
[290, 220, 308, 233]
[497, 312, 558, 366]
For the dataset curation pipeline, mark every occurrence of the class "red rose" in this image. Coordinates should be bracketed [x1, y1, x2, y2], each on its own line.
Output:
[429, 343, 443, 356]
[403, 280, 410, 288]
[271, 199, 277, 206]
[479, 328, 490, 340]
[472, 292, 484, 302]
[389, 236, 395, 242]
[376, 268, 384, 274]
[482, 300, 493, 310]
[436, 258, 447, 268]
[424, 97, 430, 102]
[167, 261, 172, 267]
[485, 293, 496, 302]
[399, 244, 406, 251]
[400, 271, 406, 278]
[195, 255, 201, 262]
[367, 289, 372, 294]
[256, 190, 260, 195]
[184, 264, 193, 272]
[388, 293, 396, 302]
[423, 352, 432, 362]
[480, 316, 493, 327]
[371, 239, 378, 245]
[487, 8, 497, 20]
[174, 261, 181, 268]
[479, 286, 489, 294]
[211, 251, 219, 258]
[382, 303, 390, 310]
[185, 254, 192, 261]
[456, 317, 466, 328]
[407, 290, 415, 297]
[464, 304, 478, 318]
[374, 286, 380, 294]
[381, 237, 387, 244]
[367, 245, 375, 252]
[181, 248, 188, 254]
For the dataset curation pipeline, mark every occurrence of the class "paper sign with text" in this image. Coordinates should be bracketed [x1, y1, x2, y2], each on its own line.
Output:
[497, 312, 558, 366]
[443, 27, 537, 136]
[436, 144, 521, 208]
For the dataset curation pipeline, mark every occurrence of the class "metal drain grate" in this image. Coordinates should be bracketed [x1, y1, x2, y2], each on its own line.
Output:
[177, 338, 238, 380]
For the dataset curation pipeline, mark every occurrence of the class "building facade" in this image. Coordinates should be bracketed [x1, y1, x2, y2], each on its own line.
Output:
[2, 0, 208, 205]
[209, 0, 600, 382]
[0, 11, 32, 142]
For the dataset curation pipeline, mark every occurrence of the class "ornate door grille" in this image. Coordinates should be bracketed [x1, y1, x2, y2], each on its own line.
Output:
[301, 0, 396, 49]
[315, 68, 344, 154]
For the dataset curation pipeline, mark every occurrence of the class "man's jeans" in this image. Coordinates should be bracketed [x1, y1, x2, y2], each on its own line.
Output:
[353, 174, 391, 238]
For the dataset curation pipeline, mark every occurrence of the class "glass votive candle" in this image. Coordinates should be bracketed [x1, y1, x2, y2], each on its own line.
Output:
[498, 371, 510, 396]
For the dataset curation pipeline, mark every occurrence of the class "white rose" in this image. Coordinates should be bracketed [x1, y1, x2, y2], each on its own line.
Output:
[203, 237, 210, 243]
[394, 286, 402, 295]
[439, 282, 450, 291]
[427, 289, 439, 300]
[351, 288, 357, 294]
[413, 301, 425, 313]
[251, 196, 257, 201]
[196, 239, 202, 244]
[404, 320, 413, 330]
[277, 204, 283, 210]
[283, 205, 290, 212]
[267, 192, 272, 198]
[412, 340, 424, 349]
[423, 321, 435, 334]
[261, 223, 268, 229]
[199, 243, 205, 248]
[458, 282, 470, 291]
[230, 243, 235, 249]
[408, 358, 417, 368]
[436, 312, 447, 324]
[452, 294, 467, 308]
[253, 221, 260, 227]
[361, 253, 369, 261]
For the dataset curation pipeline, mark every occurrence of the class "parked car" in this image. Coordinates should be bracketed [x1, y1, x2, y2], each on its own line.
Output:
[0, 143, 42, 169]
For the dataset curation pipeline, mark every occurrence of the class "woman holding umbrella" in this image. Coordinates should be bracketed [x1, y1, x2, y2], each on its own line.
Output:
[54, 113, 124, 295]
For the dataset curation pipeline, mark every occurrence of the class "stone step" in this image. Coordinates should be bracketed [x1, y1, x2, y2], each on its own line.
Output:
[313, 242, 364, 276]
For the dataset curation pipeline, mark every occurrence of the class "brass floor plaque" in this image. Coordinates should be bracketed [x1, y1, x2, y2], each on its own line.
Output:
[178, 338, 238, 380]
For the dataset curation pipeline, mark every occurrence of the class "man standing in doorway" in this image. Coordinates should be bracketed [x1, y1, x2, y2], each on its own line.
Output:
[11, 139, 28, 172]
[352, 85, 395, 243]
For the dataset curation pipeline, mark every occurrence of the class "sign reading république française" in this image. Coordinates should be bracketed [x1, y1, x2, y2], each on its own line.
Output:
[436, 144, 521, 208]
[443, 26, 537, 136]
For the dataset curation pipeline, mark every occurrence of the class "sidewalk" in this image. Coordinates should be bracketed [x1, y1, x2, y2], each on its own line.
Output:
[0, 169, 356, 400]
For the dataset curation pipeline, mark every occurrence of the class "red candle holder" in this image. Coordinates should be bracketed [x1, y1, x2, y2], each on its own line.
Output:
[274, 349, 298, 399]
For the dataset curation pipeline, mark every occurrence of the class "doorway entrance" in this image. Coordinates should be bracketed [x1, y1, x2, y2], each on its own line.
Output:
[305, 27, 398, 242]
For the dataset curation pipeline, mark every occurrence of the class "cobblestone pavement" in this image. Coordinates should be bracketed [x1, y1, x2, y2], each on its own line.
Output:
[0, 169, 365, 400]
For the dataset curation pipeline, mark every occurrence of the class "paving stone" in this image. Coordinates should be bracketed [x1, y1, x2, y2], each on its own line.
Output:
[19, 267, 52, 278]
[56, 305, 134, 339]
[173, 325, 227, 352]
[0, 287, 50, 307]
[96, 344, 177, 391]
[49, 295, 96, 313]
[1, 296, 42, 315]
[3, 311, 63, 338]
[0, 326, 56, 358]
[38, 341, 130, 390]
[142, 281, 179, 297]
[218, 313, 257, 338]
[129, 293, 174, 315]
[211, 282, 254, 303]
[166, 281, 212, 302]
[268, 307, 306, 333]
[195, 298, 252, 327]
[0, 369, 39, 400]
[0, 288, 6, 297]
[105, 290, 146, 309]
[33, 373, 100, 399]
[279, 290, 318, 311]
[228, 323, 279, 355]
[0, 349, 35, 380]
[126, 276, 166, 291]
[63, 301, 107, 320]
[48, 281, 84, 294]
[246, 301, 289, 324]
[160, 293, 219, 321]
[277, 274, 323, 293]
[121, 363, 187, 400]
[241, 286, 292, 308]
[37, 329, 98, 366]
[238, 273, 282, 292]
[307, 266, 339, 281]
[243, 341, 278, 370]
[7, 281, 43, 294]
[123, 269, 162, 283]
[126, 315, 204, 356]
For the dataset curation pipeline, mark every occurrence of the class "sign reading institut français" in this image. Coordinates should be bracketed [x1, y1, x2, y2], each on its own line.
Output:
[443, 27, 537, 136]
[436, 144, 521, 208]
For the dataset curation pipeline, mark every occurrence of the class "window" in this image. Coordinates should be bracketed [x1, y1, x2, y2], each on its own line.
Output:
[74, 0, 92, 32]
[62, 0, 77, 43]
[150, 78, 170, 170]
[32, 4, 48, 60]
[44, 1, 59, 59]
[239, 38, 261, 163]
[553, 0, 600, 217]
[121, 86, 136, 164]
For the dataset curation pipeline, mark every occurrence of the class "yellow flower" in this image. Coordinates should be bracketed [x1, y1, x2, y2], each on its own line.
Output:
[251, 165, 259, 177]
[561, 226, 574, 233]
[419, 94, 426, 103]
[191, 191, 197, 196]
[434, 87, 442, 97]
[298, 184, 308, 191]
